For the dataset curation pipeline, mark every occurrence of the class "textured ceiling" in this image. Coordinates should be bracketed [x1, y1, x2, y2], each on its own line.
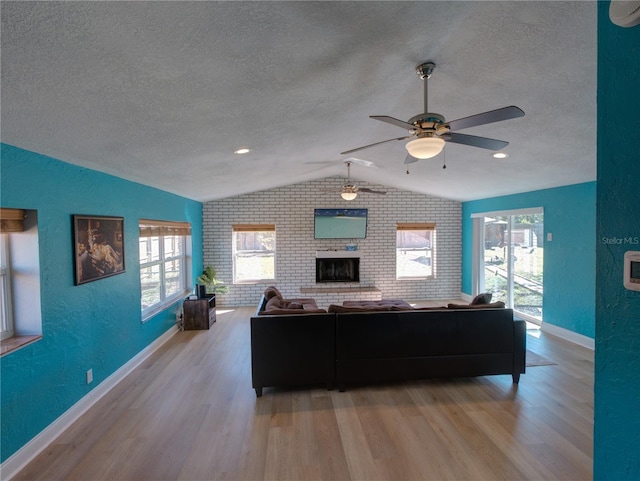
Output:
[1, 1, 596, 202]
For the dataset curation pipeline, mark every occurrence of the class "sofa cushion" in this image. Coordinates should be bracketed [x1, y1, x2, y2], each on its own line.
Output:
[343, 300, 413, 309]
[470, 292, 493, 305]
[329, 304, 394, 313]
[265, 296, 284, 310]
[391, 305, 446, 311]
[264, 286, 283, 300]
[447, 301, 506, 309]
[258, 308, 328, 315]
[265, 296, 320, 312]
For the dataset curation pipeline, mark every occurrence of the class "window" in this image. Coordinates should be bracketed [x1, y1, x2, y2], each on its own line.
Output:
[139, 220, 191, 320]
[232, 224, 275, 283]
[0, 234, 14, 341]
[396, 223, 435, 279]
[0, 208, 42, 355]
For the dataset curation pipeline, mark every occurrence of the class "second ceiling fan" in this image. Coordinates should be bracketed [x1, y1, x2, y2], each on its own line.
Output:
[324, 160, 386, 201]
[341, 62, 525, 164]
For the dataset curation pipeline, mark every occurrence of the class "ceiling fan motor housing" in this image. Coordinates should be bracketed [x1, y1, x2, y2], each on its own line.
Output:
[408, 113, 446, 132]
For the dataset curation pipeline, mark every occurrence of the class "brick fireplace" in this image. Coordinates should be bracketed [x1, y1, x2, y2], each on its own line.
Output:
[316, 257, 360, 283]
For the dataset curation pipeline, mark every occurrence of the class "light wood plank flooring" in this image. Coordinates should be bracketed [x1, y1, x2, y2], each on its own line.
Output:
[13, 305, 593, 481]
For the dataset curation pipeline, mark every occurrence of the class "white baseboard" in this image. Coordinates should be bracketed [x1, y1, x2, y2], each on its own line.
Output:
[460, 292, 594, 350]
[541, 322, 595, 350]
[1, 325, 179, 481]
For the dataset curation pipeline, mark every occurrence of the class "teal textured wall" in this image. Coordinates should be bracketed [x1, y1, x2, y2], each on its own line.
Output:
[462, 182, 596, 338]
[595, 3, 640, 479]
[0, 144, 203, 462]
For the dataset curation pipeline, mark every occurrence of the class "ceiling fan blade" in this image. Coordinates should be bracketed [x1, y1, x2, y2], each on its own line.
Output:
[446, 132, 509, 151]
[357, 188, 387, 195]
[370, 115, 415, 130]
[444, 106, 524, 132]
[340, 135, 412, 155]
[344, 157, 377, 168]
[404, 154, 419, 164]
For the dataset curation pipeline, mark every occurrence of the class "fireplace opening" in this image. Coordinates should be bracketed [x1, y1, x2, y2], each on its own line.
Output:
[316, 257, 360, 283]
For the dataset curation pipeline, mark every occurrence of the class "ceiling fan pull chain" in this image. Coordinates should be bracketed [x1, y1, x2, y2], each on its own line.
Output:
[443, 149, 447, 169]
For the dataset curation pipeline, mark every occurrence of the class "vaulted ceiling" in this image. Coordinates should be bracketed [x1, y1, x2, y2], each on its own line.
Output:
[1, 1, 596, 202]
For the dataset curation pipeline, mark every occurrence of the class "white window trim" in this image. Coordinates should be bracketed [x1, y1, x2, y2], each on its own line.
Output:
[139, 222, 192, 323]
[232, 224, 276, 284]
[396, 223, 435, 280]
[0, 234, 14, 340]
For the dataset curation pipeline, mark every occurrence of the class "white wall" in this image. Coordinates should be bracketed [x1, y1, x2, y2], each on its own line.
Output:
[203, 177, 461, 307]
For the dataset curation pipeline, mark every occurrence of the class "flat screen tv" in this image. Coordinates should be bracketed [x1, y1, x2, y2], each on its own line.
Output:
[314, 208, 368, 239]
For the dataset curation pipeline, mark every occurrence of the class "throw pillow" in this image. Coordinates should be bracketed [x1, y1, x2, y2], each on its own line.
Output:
[264, 286, 283, 300]
[470, 292, 492, 305]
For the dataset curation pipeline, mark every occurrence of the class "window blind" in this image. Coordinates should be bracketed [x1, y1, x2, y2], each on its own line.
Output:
[139, 219, 191, 237]
[232, 224, 276, 232]
[396, 222, 435, 230]
[0, 208, 26, 233]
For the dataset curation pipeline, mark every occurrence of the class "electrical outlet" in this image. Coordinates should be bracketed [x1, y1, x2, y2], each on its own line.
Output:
[86, 369, 93, 384]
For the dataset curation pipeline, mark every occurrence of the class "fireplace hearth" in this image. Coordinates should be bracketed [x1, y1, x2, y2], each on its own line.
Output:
[316, 257, 360, 283]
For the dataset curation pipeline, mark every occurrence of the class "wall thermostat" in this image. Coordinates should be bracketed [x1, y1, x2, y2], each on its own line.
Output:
[624, 251, 640, 291]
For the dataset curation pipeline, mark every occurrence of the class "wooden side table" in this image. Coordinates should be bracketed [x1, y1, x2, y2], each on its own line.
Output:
[183, 295, 216, 330]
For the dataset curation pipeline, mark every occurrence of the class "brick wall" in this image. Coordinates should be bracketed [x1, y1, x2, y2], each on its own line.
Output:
[203, 177, 461, 307]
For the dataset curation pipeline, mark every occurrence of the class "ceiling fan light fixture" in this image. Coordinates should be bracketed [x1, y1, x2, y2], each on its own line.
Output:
[341, 191, 358, 201]
[405, 137, 445, 159]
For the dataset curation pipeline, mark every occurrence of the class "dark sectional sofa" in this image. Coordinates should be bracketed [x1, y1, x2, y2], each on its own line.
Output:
[250, 288, 526, 397]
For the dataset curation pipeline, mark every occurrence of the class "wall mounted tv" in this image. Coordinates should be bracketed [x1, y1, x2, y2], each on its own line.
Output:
[314, 208, 368, 239]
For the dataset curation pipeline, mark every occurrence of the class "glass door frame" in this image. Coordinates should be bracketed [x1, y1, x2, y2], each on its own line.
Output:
[471, 207, 544, 324]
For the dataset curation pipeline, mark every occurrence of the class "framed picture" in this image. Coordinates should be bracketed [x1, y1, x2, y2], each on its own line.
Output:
[73, 215, 125, 285]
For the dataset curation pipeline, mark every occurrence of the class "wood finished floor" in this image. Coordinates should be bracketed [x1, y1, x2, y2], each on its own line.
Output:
[13, 304, 593, 481]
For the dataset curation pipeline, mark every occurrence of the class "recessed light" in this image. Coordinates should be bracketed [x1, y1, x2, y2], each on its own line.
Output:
[492, 152, 509, 159]
[234, 148, 251, 155]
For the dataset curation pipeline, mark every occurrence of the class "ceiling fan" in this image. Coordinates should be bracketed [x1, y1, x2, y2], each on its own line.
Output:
[341, 61, 525, 164]
[324, 161, 386, 201]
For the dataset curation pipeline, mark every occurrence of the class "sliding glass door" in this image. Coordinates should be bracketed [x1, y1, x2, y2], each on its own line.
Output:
[476, 209, 544, 323]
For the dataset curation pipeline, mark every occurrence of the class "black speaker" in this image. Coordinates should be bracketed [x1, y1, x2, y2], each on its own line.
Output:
[197, 284, 206, 299]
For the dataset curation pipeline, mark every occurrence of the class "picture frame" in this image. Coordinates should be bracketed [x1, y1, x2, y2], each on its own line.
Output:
[73, 215, 125, 285]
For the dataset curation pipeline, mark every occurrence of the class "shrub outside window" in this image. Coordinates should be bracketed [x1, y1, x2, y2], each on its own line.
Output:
[396, 223, 435, 279]
[232, 224, 275, 284]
